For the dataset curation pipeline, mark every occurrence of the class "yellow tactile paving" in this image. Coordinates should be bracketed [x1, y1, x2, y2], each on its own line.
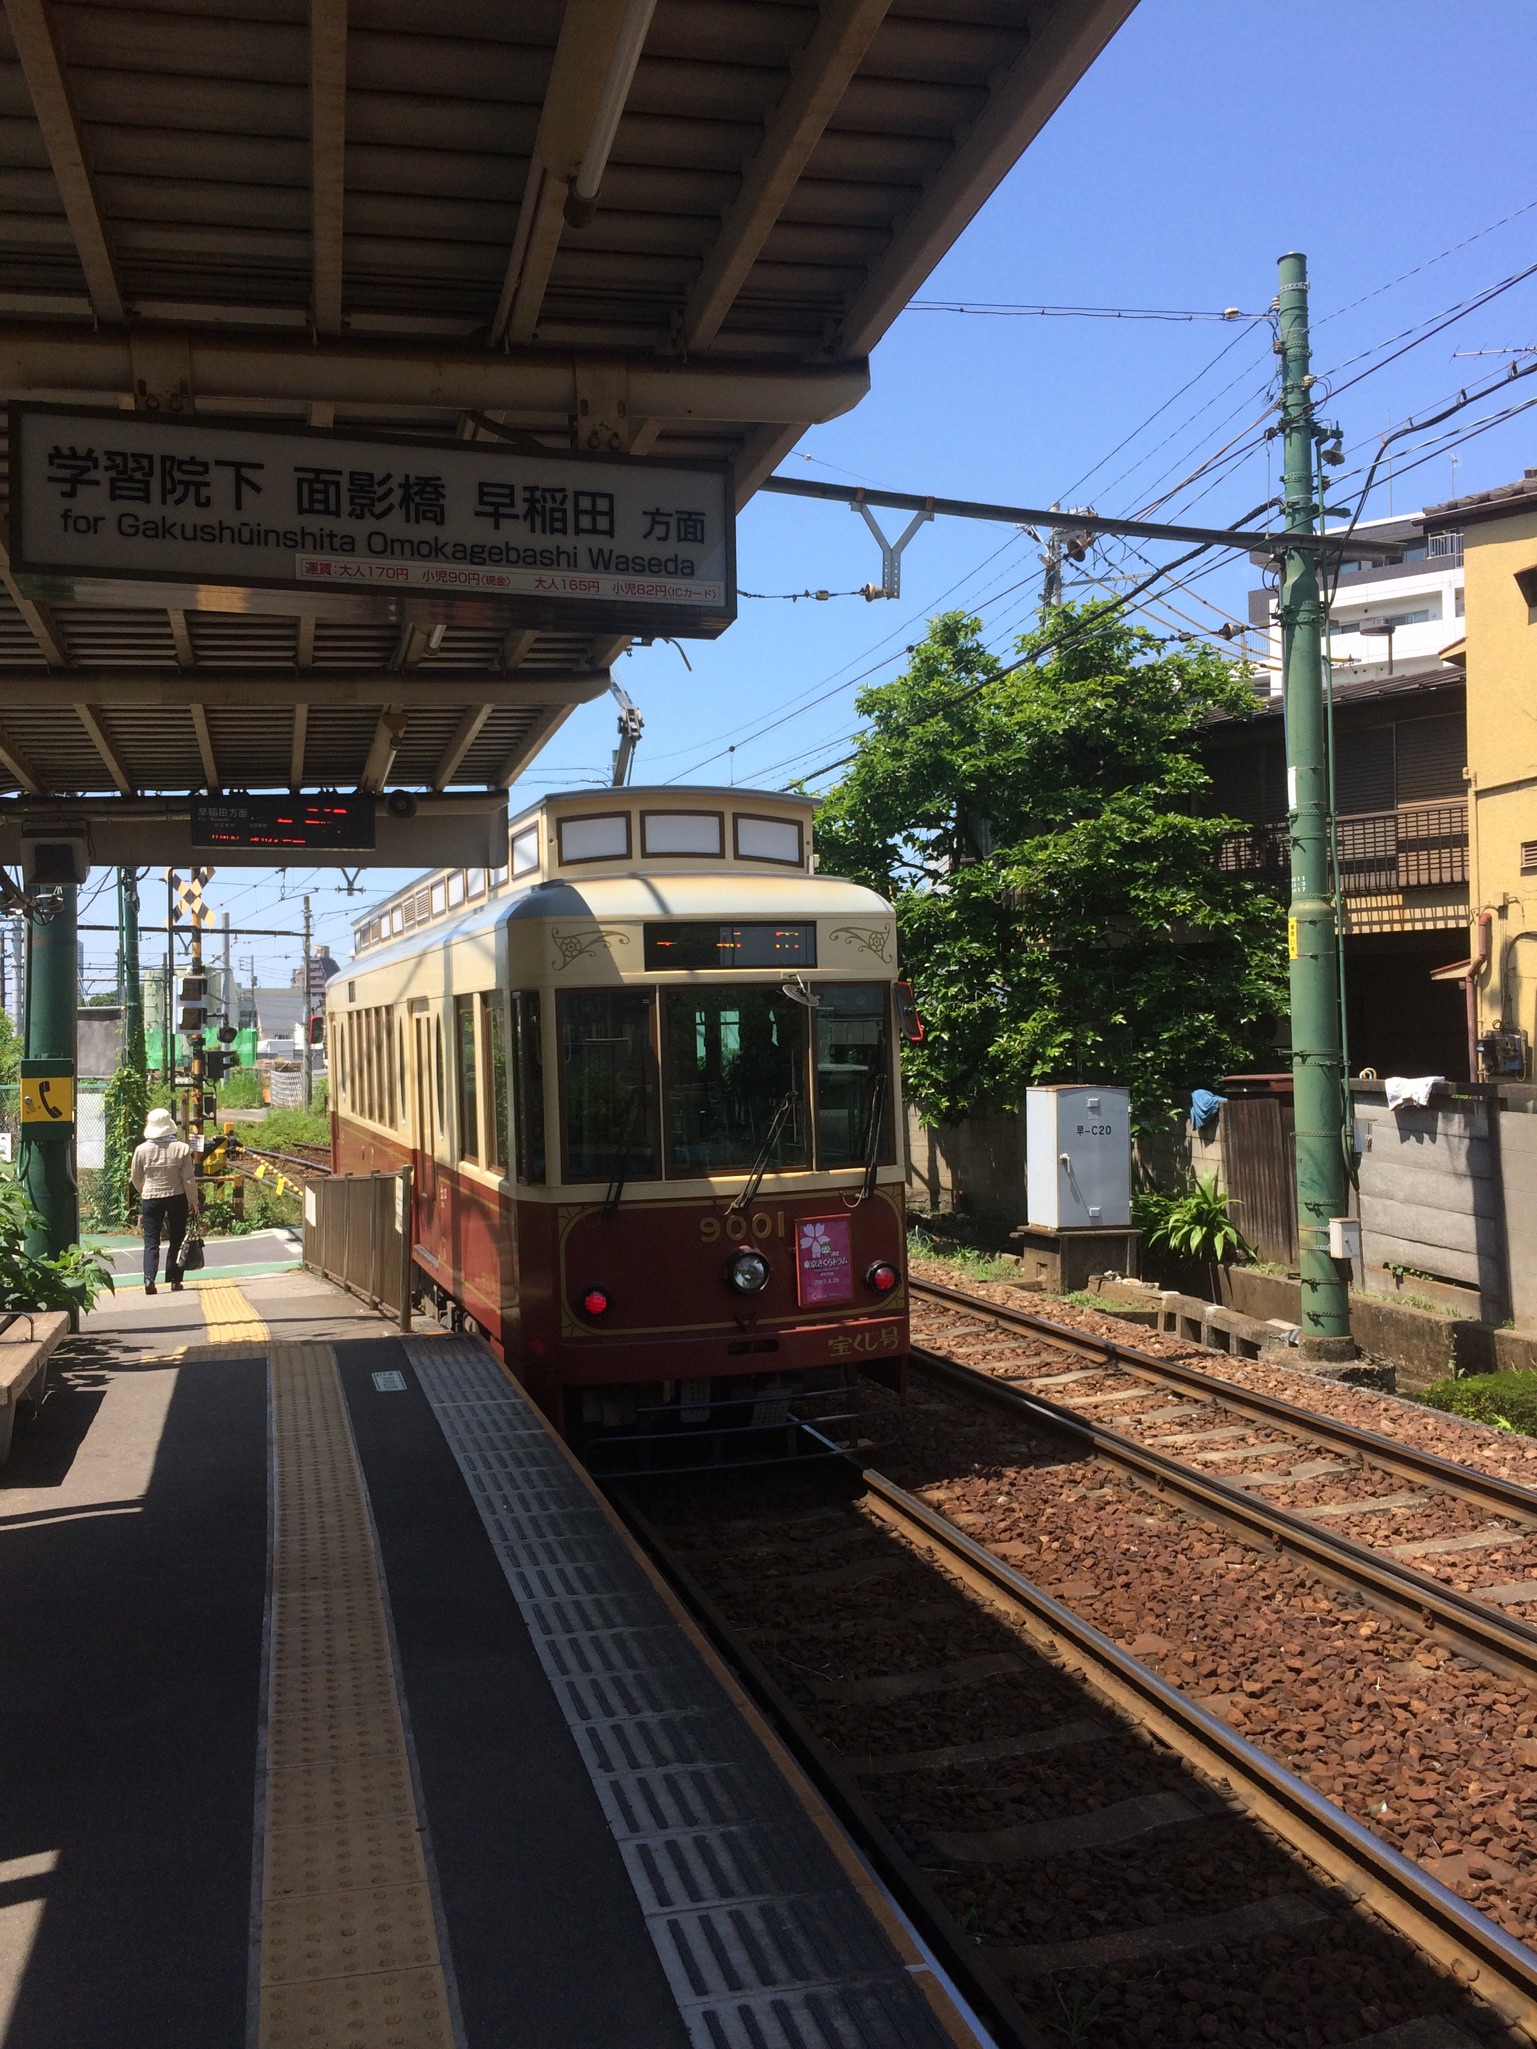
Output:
[256, 1343, 454, 2049]
[197, 1279, 270, 1345]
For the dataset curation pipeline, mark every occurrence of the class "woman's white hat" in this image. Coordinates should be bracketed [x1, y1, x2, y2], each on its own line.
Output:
[144, 1107, 177, 1141]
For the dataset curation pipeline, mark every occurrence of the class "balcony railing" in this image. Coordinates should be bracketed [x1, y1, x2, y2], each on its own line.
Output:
[1218, 803, 1468, 894]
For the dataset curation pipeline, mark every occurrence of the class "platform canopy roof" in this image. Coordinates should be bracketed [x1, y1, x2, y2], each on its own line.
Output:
[0, 0, 1132, 804]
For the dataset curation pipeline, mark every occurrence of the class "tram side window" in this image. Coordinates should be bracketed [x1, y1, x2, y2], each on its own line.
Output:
[816, 985, 894, 1167]
[558, 990, 658, 1184]
[434, 1017, 446, 1137]
[511, 991, 545, 1183]
[455, 995, 479, 1161]
[482, 994, 508, 1172]
[662, 988, 808, 1174]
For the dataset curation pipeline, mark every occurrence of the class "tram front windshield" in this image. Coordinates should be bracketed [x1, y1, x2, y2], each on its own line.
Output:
[557, 983, 892, 1183]
[560, 990, 658, 1181]
[816, 984, 892, 1166]
[664, 988, 808, 1173]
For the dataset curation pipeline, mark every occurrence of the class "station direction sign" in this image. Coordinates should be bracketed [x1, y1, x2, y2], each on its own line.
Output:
[10, 405, 735, 637]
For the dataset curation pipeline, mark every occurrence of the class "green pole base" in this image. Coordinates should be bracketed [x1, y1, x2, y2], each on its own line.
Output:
[1298, 1333, 1358, 1364]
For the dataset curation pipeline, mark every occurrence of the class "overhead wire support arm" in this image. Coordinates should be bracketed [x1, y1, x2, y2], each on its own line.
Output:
[852, 492, 934, 598]
[758, 476, 1403, 563]
[609, 677, 644, 787]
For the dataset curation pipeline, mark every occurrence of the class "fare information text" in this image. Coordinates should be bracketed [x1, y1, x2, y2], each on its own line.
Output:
[11, 407, 734, 629]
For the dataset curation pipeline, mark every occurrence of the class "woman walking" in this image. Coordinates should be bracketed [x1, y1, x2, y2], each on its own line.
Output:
[130, 1108, 200, 1295]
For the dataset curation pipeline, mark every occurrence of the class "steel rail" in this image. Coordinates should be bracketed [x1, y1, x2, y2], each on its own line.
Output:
[908, 1343, 1537, 1689]
[910, 1274, 1537, 1523]
[860, 1467, 1537, 2042]
[237, 1144, 332, 1177]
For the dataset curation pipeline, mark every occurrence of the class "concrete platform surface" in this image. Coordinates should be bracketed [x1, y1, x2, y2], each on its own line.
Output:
[0, 1274, 974, 2049]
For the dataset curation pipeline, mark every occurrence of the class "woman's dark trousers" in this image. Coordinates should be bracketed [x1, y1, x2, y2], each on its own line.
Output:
[141, 1195, 189, 1285]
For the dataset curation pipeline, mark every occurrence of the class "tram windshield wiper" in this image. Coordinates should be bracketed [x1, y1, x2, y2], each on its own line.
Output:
[729, 1090, 798, 1215]
[855, 1066, 888, 1206]
[602, 1092, 646, 1217]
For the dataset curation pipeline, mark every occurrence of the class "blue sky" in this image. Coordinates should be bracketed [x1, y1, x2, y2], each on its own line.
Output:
[77, 0, 1537, 994]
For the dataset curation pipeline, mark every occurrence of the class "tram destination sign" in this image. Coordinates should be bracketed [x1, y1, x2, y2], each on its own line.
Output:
[11, 405, 735, 635]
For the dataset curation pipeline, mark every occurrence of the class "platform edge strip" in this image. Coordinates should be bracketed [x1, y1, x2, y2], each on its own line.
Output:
[407, 1337, 958, 2049]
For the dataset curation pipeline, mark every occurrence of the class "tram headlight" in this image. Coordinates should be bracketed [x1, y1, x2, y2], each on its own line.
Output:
[579, 1285, 612, 1319]
[865, 1261, 899, 1295]
[726, 1249, 771, 1295]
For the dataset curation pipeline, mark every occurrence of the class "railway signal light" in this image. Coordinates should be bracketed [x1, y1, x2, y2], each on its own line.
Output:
[726, 1249, 770, 1294]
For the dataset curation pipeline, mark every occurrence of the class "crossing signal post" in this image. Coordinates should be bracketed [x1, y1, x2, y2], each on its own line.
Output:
[1277, 251, 1355, 1360]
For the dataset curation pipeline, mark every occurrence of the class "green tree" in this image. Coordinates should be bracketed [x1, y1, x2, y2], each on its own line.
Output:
[0, 1009, 19, 1088]
[814, 606, 1286, 1125]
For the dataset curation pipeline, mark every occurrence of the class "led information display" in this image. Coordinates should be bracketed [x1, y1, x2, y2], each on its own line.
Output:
[192, 794, 377, 850]
[11, 405, 735, 634]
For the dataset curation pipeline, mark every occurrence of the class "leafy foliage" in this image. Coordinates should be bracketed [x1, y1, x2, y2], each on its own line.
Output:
[1134, 1176, 1252, 1265]
[0, 1173, 113, 1312]
[199, 1185, 296, 1236]
[0, 1009, 19, 1088]
[101, 1063, 149, 1227]
[814, 607, 1286, 1125]
[1417, 1370, 1537, 1437]
[215, 1066, 265, 1110]
[256, 1100, 330, 1150]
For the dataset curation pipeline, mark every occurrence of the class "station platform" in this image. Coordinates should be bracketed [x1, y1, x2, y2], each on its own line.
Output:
[0, 1273, 976, 2049]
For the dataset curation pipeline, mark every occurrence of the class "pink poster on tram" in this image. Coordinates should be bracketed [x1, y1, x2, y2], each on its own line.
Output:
[796, 1216, 853, 1307]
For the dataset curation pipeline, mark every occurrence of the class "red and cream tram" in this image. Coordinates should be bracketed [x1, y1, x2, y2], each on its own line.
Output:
[330, 786, 910, 1470]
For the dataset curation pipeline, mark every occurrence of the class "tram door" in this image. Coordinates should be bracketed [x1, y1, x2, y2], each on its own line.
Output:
[412, 1012, 434, 1252]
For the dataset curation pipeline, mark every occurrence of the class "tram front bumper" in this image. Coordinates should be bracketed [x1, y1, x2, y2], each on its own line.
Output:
[551, 1311, 908, 1383]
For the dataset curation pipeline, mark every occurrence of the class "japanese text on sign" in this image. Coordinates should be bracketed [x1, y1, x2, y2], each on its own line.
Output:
[14, 407, 734, 629]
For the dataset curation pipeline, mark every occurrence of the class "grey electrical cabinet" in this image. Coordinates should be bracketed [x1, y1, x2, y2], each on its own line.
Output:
[1025, 1085, 1132, 1230]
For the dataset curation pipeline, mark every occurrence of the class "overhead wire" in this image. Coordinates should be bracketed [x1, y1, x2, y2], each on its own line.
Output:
[654, 217, 1537, 798]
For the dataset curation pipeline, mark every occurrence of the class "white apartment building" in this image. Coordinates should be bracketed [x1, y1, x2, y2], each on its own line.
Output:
[1247, 509, 1467, 692]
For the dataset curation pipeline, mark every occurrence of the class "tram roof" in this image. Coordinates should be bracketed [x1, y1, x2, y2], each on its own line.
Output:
[349, 781, 881, 960]
[341, 864, 896, 988]
[0, 0, 1133, 805]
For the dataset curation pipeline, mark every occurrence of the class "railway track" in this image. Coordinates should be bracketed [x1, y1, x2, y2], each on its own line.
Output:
[235, 1141, 332, 1179]
[620, 1459, 1531, 2047]
[910, 1276, 1537, 1651]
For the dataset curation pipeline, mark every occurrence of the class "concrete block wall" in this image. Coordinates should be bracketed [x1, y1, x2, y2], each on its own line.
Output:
[904, 1101, 1027, 1246]
[1501, 1098, 1537, 1327]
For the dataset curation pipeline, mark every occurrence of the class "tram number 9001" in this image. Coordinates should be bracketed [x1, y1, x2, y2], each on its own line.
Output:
[700, 1211, 786, 1243]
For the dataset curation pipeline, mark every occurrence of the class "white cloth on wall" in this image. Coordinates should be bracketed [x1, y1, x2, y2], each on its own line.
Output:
[1383, 1075, 1446, 1111]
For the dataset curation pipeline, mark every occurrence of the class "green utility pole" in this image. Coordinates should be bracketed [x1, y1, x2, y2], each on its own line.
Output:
[121, 869, 144, 1071]
[1277, 251, 1354, 1360]
[19, 881, 79, 1256]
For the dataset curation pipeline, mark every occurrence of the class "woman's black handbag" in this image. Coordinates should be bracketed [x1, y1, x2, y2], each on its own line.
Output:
[181, 1232, 206, 1272]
